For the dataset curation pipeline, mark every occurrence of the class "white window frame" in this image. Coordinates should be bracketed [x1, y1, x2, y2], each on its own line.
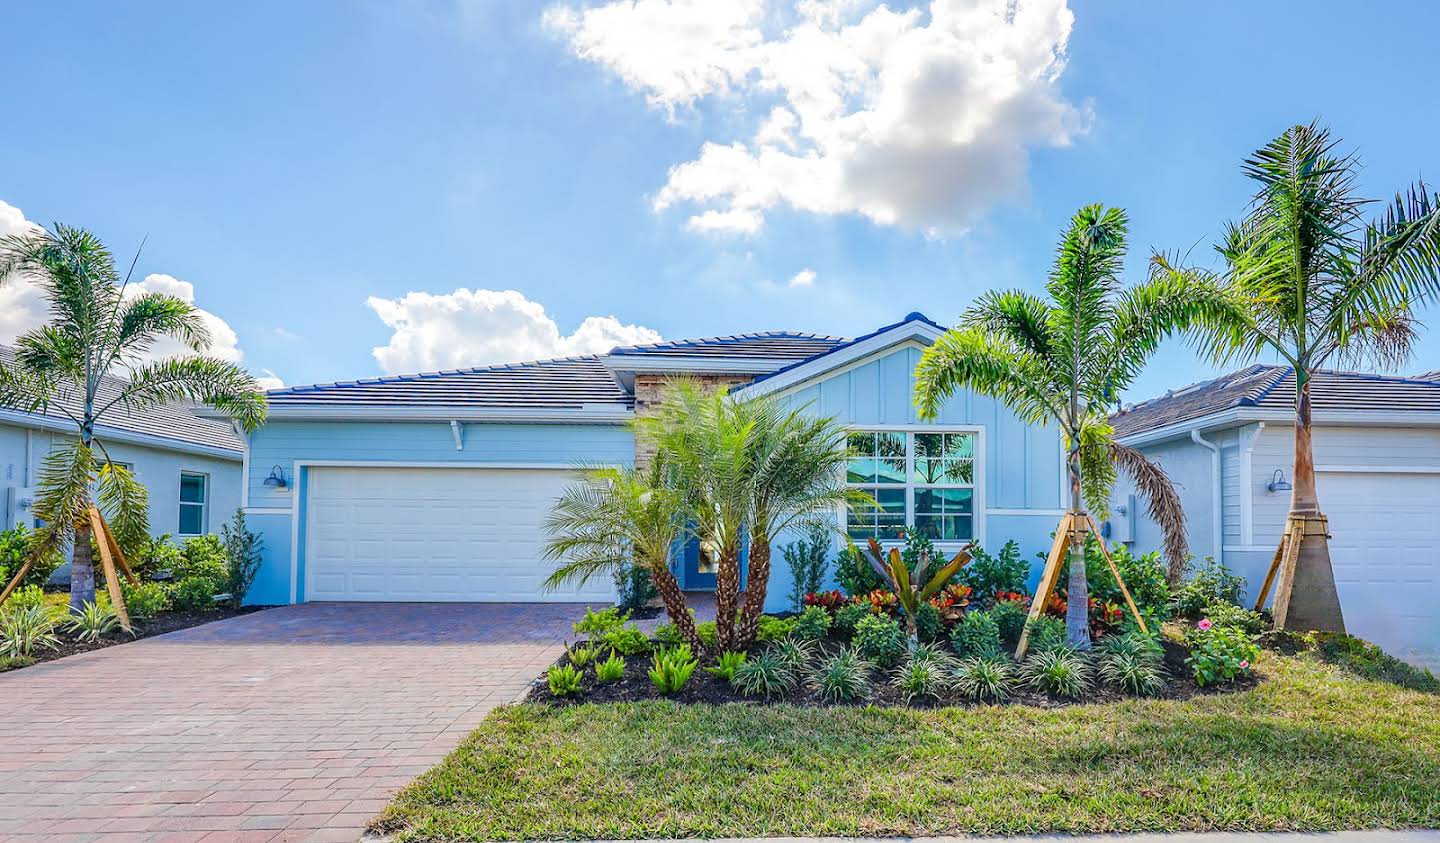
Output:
[843, 424, 986, 548]
[178, 471, 209, 537]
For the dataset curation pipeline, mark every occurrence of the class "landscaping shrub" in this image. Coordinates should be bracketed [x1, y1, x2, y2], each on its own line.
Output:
[129, 534, 184, 581]
[648, 644, 698, 694]
[802, 589, 846, 614]
[783, 524, 832, 611]
[960, 539, 1029, 604]
[705, 650, 747, 681]
[990, 598, 1029, 644]
[853, 613, 906, 667]
[2, 585, 51, 616]
[792, 605, 832, 640]
[695, 620, 719, 651]
[1201, 600, 1266, 635]
[175, 535, 228, 586]
[914, 600, 943, 643]
[756, 615, 797, 643]
[950, 610, 1001, 659]
[1085, 540, 1172, 625]
[601, 623, 651, 655]
[614, 561, 657, 613]
[953, 655, 1012, 702]
[730, 651, 792, 698]
[832, 601, 871, 640]
[118, 580, 170, 621]
[1024, 615, 1069, 654]
[566, 643, 600, 668]
[0, 525, 63, 591]
[547, 664, 582, 696]
[1098, 631, 1167, 696]
[594, 652, 626, 683]
[770, 636, 815, 675]
[1173, 557, 1245, 619]
[219, 509, 263, 609]
[574, 606, 629, 637]
[1185, 621, 1259, 686]
[67, 600, 120, 643]
[892, 653, 950, 703]
[651, 622, 685, 647]
[170, 577, 218, 612]
[808, 647, 872, 702]
[0, 604, 60, 658]
[1020, 648, 1093, 699]
[834, 544, 885, 598]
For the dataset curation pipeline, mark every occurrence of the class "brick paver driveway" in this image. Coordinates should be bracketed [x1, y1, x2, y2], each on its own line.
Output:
[0, 602, 583, 842]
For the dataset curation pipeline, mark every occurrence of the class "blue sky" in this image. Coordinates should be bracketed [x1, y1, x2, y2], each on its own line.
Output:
[2, 0, 1437, 400]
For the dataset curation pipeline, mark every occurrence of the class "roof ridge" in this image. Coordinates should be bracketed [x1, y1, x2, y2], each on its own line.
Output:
[1238, 365, 1290, 406]
[269, 354, 606, 395]
[608, 330, 846, 354]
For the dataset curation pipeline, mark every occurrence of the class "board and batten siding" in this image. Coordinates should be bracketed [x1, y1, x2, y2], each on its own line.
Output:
[242, 420, 635, 604]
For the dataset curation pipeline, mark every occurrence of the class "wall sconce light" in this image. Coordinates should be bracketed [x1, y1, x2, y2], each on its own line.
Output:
[262, 465, 289, 490]
[1267, 469, 1292, 494]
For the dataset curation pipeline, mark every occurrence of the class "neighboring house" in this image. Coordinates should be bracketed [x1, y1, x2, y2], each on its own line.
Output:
[1110, 365, 1440, 667]
[0, 347, 244, 579]
[235, 313, 1066, 610]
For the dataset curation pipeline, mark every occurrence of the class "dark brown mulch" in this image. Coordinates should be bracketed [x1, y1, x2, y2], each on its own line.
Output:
[1, 605, 273, 672]
[524, 635, 1258, 709]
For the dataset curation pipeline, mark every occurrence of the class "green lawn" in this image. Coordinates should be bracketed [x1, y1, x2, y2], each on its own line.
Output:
[375, 654, 1440, 841]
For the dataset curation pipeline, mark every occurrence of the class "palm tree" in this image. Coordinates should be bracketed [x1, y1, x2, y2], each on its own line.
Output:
[915, 204, 1214, 647]
[732, 399, 860, 651]
[1153, 123, 1440, 633]
[0, 224, 267, 614]
[542, 455, 703, 650]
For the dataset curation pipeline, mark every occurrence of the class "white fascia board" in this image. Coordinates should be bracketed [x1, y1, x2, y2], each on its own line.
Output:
[731, 322, 945, 401]
[245, 404, 635, 424]
[1117, 407, 1440, 447]
[0, 407, 244, 461]
[597, 354, 782, 375]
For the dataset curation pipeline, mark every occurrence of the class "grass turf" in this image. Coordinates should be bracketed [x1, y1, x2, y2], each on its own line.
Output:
[375, 653, 1440, 840]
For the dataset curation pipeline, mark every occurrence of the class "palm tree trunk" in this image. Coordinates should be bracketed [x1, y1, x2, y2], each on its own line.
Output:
[713, 545, 740, 652]
[1277, 372, 1346, 632]
[650, 563, 704, 651]
[70, 520, 97, 613]
[1064, 447, 1091, 648]
[733, 538, 772, 650]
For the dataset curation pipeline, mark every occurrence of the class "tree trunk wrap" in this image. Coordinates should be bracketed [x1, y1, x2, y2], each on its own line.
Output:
[734, 539, 772, 651]
[70, 521, 97, 613]
[1064, 447, 1091, 648]
[650, 563, 704, 652]
[713, 544, 741, 652]
[1276, 375, 1346, 633]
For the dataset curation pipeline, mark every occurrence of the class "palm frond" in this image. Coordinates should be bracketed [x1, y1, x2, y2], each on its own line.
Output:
[0, 362, 55, 414]
[29, 442, 97, 564]
[964, 289, 1056, 364]
[97, 460, 151, 559]
[100, 356, 268, 431]
[113, 292, 210, 360]
[914, 327, 1061, 427]
[1108, 441, 1187, 581]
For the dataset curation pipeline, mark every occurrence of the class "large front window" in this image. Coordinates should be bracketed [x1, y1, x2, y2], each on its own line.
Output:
[846, 430, 977, 542]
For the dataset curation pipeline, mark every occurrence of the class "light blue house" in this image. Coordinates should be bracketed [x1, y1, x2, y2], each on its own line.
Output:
[236, 313, 1064, 610]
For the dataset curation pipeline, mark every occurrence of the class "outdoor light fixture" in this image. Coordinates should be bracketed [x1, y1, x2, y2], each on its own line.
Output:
[262, 465, 289, 489]
[1267, 469, 1292, 494]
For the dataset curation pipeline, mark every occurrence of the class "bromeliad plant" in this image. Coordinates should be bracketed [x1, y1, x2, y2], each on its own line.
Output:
[0, 224, 267, 619]
[850, 536, 971, 645]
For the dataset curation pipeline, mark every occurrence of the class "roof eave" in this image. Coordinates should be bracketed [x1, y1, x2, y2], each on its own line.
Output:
[731, 318, 946, 401]
[0, 408, 244, 461]
[229, 404, 636, 424]
[1116, 407, 1440, 446]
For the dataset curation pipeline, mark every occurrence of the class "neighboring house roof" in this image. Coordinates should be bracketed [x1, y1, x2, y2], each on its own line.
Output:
[608, 332, 847, 361]
[1418, 370, 1440, 382]
[1111, 364, 1440, 439]
[0, 346, 244, 457]
[265, 355, 634, 412]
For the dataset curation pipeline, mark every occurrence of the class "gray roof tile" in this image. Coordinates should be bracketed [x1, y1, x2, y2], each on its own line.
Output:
[608, 331, 847, 360]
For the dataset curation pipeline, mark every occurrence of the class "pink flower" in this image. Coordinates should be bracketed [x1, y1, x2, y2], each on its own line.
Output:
[1197, 618, 1213, 631]
[1239, 660, 1250, 669]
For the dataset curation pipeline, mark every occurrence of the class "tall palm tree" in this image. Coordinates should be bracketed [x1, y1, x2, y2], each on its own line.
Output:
[1154, 123, 1440, 632]
[0, 224, 267, 613]
[732, 399, 860, 651]
[542, 455, 703, 650]
[916, 204, 1213, 647]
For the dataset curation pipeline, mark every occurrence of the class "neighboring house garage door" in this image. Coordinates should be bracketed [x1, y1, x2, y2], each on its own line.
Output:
[304, 466, 615, 602]
[1317, 470, 1440, 669]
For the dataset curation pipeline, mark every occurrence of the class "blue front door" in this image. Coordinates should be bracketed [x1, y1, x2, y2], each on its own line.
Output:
[682, 536, 718, 590]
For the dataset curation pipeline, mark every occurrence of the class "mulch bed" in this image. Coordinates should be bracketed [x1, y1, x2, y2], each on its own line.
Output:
[525, 635, 1257, 708]
[1, 605, 272, 672]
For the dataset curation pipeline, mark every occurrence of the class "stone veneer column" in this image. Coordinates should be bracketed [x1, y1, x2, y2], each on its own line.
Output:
[632, 373, 751, 468]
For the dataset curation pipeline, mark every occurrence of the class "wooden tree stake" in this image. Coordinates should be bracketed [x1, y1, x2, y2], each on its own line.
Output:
[1015, 512, 1073, 659]
[1085, 514, 1149, 635]
[0, 557, 37, 609]
[1252, 519, 1296, 612]
[88, 507, 133, 633]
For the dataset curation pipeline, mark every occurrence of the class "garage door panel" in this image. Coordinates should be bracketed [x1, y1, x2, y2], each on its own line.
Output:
[304, 466, 615, 603]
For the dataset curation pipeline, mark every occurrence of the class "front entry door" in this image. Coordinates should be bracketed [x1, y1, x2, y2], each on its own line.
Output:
[682, 536, 718, 590]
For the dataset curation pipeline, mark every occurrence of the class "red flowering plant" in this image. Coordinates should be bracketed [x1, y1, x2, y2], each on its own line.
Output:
[863, 588, 900, 615]
[802, 590, 847, 614]
[994, 590, 1030, 607]
[929, 583, 973, 625]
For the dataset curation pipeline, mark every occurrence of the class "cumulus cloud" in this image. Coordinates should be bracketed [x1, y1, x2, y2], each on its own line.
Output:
[788, 267, 817, 287]
[366, 287, 663, 374]
[545, 0, 1087, 236]
[0, 199, 279, 385]
[255, 369, 286, 391]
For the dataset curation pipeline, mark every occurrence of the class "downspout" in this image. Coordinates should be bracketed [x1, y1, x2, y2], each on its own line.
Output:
[1191, 430, 1223, 566]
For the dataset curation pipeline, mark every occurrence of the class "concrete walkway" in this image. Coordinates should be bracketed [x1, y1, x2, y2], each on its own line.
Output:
[0, 602, 583, 842]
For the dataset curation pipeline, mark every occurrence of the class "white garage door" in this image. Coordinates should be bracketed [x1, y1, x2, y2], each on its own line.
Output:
[304, 466, 615, 602]
[1318, 471, 1440, 669]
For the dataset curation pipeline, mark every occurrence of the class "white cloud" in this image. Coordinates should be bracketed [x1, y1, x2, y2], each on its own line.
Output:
[255, 369, 286, 391]
[545, 0, 1088, 235]
[0, 200, 280, 386]
[788, 267, 817, 287]
[366, 287, 662, 374]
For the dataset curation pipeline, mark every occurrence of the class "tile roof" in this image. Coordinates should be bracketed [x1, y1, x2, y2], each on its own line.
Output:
[1111, 364, 1440, 437]
[0, 346, 244, 455]
[265, 355, 634, 409]
[1418, 370, 1440, 382]
[744, 312, 945, 388]
[607, 331, 847, 361]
